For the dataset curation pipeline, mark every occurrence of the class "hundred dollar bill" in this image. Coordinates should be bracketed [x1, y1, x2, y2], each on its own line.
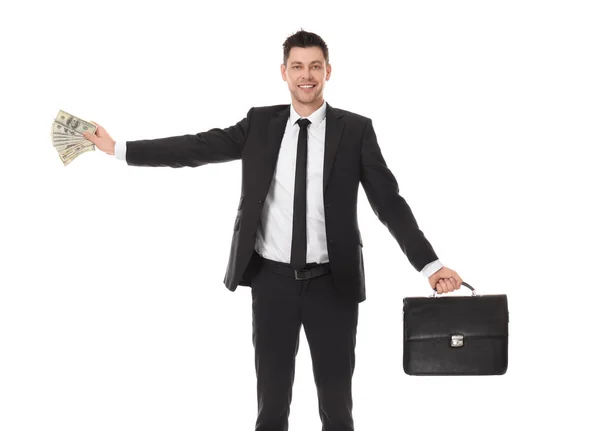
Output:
[55, 142, 83, 151]
[52, 136, 86, 144]
[64, 145, 94, 162]
[51, 111, 98, 166]
[52, 122, 81, 136]
[59, 144, 94, 166]
[60, 145, 92, 158]
[55, 141, 93, 153]
[53, 130, 81, 137]
[52, 131, 84, 140]
[53, 138, 84, 145]
[52, 139, 88, 149]
[54, 110, 97, 136]
[52, 132, 91, 146]
[50, 122, 85, 149]
[60, 141, 94, 158]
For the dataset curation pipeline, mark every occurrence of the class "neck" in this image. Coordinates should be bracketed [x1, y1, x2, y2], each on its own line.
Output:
[291, 97, 325, 118]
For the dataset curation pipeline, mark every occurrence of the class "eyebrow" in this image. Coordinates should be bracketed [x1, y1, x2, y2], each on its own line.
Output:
[290, 60, 323, 65]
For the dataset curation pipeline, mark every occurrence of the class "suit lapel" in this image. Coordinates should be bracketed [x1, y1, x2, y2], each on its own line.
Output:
[323, 102, 344, 194]
[260, 105, 289, 194]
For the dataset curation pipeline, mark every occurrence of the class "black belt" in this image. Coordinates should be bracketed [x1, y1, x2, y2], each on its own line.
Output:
[259, 256, 331, 280]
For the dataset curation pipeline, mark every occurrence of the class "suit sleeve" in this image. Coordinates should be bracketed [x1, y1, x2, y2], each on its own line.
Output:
[124, 107, 253, 168]
[359, 118, 439, 272]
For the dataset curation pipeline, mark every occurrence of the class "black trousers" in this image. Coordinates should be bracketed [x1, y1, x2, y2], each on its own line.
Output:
[250, 253, 359, 431]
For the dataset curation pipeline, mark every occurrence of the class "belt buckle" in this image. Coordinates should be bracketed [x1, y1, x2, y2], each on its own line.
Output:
[294, 269, 309, 280]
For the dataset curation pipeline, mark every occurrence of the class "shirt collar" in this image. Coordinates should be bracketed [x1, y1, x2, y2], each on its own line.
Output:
[289, 99, 327, 128]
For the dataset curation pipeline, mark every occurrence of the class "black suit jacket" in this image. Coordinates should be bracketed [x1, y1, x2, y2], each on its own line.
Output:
[126, 102, 438, 303]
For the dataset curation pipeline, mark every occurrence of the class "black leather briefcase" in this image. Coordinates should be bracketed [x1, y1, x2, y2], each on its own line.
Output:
[403, 282, 508, 375]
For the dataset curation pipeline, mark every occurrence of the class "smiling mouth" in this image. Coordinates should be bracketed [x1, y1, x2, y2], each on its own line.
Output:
[298, 84, 316, 92]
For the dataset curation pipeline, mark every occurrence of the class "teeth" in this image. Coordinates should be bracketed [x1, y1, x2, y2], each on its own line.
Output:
[300, 85, 315, 88]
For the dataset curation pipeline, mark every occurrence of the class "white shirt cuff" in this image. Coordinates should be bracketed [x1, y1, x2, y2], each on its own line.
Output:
[421, 259, 443, 278]
[114, 141, 127, 160]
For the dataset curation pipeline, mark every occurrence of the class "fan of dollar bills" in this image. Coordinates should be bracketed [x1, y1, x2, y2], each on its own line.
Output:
[51, 110, 97, 166]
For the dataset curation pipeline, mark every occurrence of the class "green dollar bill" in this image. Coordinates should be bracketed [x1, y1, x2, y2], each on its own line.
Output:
[59, 144, 95, 166]
[54, 111, 97, 135]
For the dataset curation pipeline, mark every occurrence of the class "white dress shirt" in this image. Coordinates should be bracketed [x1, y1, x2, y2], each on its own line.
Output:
[114, 101, 443, 278]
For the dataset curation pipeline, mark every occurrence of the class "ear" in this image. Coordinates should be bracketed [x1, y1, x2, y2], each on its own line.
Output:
[326, 63, 332, 81]
[280, 63, 287, 81]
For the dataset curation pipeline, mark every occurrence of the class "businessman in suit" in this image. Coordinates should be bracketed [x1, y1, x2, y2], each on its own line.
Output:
[85, 30, 463, 431]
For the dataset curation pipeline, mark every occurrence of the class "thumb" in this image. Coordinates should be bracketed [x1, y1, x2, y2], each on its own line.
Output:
[82, 131, 97, 143]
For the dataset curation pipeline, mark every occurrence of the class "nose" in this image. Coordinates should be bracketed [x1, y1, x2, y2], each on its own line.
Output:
[301, 69, 314, 80]
[302, 75, 315, 84]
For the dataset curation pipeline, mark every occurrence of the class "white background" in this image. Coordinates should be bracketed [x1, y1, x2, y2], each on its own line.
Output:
[1, 0, 599, 429]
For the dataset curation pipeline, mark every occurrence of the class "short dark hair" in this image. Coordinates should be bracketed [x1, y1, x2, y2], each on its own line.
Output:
[282, 29, 329, 66]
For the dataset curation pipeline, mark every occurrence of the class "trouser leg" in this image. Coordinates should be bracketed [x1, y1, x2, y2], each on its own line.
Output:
[300, 273, 359, 431]
[251, 263, 302, 431]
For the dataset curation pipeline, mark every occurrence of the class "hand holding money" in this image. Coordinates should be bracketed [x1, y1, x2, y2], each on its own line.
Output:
[82, 123, 116, 156]
[51, 110, 118, 166]
[51, 110, 98, 166]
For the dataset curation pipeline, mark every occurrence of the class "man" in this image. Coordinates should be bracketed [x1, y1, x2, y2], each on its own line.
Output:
[85, 30, 463, 431]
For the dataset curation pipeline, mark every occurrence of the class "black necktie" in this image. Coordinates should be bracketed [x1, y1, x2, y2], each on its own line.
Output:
[291, 118, 311, 270]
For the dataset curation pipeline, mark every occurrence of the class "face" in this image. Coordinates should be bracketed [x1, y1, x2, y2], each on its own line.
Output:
[281, 46, 331, 109]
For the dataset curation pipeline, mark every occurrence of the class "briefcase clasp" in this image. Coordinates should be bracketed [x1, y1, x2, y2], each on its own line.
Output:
[450, 334, 464, 347]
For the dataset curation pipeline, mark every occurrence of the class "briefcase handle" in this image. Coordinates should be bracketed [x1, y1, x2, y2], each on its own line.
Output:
[431, 281, 477, 297]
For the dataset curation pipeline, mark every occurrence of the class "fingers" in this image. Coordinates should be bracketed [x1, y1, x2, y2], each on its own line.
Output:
[436, 278, 458, 294]
[82, 131, 97, 144]
[429, 274, 439, 291]
[448, 277, 458, 290]
[430, 267, 464, 295]
[436, 279, 449, 293]
[452, 276, 461, 289]
[90, 121, 104, 135]
[451, 271, 462, 289]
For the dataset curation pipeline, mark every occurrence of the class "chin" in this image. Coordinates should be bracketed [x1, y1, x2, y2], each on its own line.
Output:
[296, 92, 317, 102]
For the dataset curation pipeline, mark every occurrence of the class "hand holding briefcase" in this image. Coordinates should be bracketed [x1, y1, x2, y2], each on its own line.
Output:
[403, 282, 509, 376]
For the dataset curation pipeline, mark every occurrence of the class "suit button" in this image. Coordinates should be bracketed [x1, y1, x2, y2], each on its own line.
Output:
[258, 200, 263, 204]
